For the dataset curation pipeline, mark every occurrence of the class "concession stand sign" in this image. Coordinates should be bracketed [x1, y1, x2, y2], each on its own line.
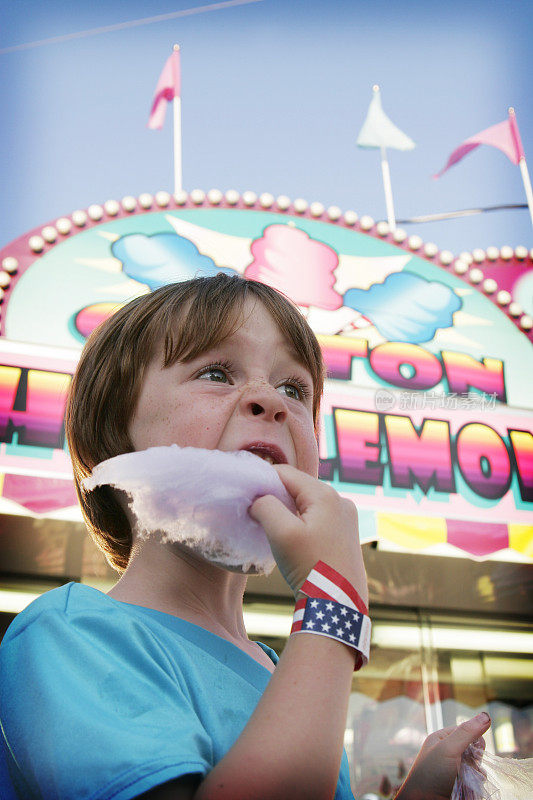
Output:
[0, 193, 532, 561]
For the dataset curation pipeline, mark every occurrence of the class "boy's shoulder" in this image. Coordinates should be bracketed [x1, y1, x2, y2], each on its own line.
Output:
[1, 582, 185, 685]
[2, 582, 127, 643]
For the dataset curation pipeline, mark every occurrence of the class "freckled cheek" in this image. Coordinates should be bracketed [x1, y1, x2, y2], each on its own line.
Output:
[168, 399, 231, 448]
[305, 440, 320, 476]
[131, 387, 236, 449]
[293, 420, 319, 476]
[178, 416, 221, 444]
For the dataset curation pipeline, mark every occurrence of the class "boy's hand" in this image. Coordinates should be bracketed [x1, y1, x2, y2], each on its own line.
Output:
[249, 464, 367, 604]
[394, 713, 491, 800]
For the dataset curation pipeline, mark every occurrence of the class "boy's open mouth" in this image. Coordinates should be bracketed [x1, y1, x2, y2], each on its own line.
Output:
[241, 443, 288, 466]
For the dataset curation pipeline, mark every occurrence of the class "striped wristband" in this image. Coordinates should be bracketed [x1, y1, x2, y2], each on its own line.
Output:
[301, 560, 368, 615]
[291, 561, 371, 669]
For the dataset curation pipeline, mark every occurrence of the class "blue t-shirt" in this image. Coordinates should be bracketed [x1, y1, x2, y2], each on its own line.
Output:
[0, 582, 354, 799]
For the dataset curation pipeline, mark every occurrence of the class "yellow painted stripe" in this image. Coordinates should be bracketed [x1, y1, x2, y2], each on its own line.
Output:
[377, 513, 447, 549]
[0, 473, 4, 496]
[508, 524, 533, 558]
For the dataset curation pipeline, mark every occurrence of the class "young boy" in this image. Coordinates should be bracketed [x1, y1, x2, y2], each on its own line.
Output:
[0, 275, 490, 799]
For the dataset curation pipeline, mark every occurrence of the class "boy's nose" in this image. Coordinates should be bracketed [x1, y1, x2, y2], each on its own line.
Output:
[240, 384, 287, 423]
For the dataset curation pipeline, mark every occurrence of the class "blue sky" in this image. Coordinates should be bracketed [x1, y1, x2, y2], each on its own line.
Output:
[1, 0, 532, 254]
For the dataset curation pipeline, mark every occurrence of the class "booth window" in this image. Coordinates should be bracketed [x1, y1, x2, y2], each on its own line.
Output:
[343, 610, 533, 798]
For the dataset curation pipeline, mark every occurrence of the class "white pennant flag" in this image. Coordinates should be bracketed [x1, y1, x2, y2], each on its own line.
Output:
[357, 86, 415, 151]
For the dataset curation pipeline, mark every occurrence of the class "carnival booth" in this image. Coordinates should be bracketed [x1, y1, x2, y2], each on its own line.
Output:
[1, 191, 532, 796]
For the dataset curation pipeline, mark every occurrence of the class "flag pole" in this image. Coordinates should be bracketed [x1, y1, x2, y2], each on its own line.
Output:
[380, 145, 396, 231]
[356, 84, 414, 229]
[173, 44, 182, 194]
[510, 107, 533, 227]
[369, 84, 397, 232]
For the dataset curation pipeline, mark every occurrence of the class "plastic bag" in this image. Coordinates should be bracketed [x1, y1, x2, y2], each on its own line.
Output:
[452, 738, 533, 799]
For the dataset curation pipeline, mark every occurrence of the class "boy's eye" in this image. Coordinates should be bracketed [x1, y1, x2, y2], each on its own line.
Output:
[197, 364, 232, 383]
[277, 381, 308, 402]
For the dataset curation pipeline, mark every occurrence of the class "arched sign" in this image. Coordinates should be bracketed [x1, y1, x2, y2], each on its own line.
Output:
[0, 191, 531, 560]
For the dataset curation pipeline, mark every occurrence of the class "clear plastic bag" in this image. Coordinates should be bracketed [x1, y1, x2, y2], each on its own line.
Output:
[452, 739, 533, 800]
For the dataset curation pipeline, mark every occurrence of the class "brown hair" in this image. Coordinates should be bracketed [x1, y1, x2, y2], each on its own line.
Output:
[66, 274, 325, 572]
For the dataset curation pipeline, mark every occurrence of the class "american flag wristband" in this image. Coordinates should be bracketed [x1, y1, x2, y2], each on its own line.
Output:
[292, 561, 370, 669]
[291, 596, 371, 669]
[300, 560, 368, 615]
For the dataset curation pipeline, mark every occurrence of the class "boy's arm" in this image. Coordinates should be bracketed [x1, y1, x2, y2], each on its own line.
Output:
[138, 632, 355, 800]
[135, 463, 490, 800]
[142, 465, 364, 800]
[139, 691, 492, 800]
[194, 632, 355, 800]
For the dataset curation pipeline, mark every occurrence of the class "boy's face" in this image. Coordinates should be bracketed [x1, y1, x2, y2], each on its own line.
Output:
[128, 299, 319, 477]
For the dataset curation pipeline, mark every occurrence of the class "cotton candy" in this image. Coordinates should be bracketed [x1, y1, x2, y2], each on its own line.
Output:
[452, 738, 533, 799]
[82, 445, 296, 574]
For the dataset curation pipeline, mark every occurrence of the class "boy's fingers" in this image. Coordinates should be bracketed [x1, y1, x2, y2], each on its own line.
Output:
[273, 464, 324, 501]
[249, 494, 301, 539]
[444, 714, 491, 754]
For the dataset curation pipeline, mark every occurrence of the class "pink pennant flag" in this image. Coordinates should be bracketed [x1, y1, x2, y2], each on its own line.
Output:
[435, 110, 525, 178]
[148, 48, 181, 130]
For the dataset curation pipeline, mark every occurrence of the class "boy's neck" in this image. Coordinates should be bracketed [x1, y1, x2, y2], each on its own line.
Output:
[107, 536, 250, 644]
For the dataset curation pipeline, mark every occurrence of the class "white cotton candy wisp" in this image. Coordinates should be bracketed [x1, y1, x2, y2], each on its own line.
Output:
[452, 738, 533, 799]
[82, 445, 296, 574]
